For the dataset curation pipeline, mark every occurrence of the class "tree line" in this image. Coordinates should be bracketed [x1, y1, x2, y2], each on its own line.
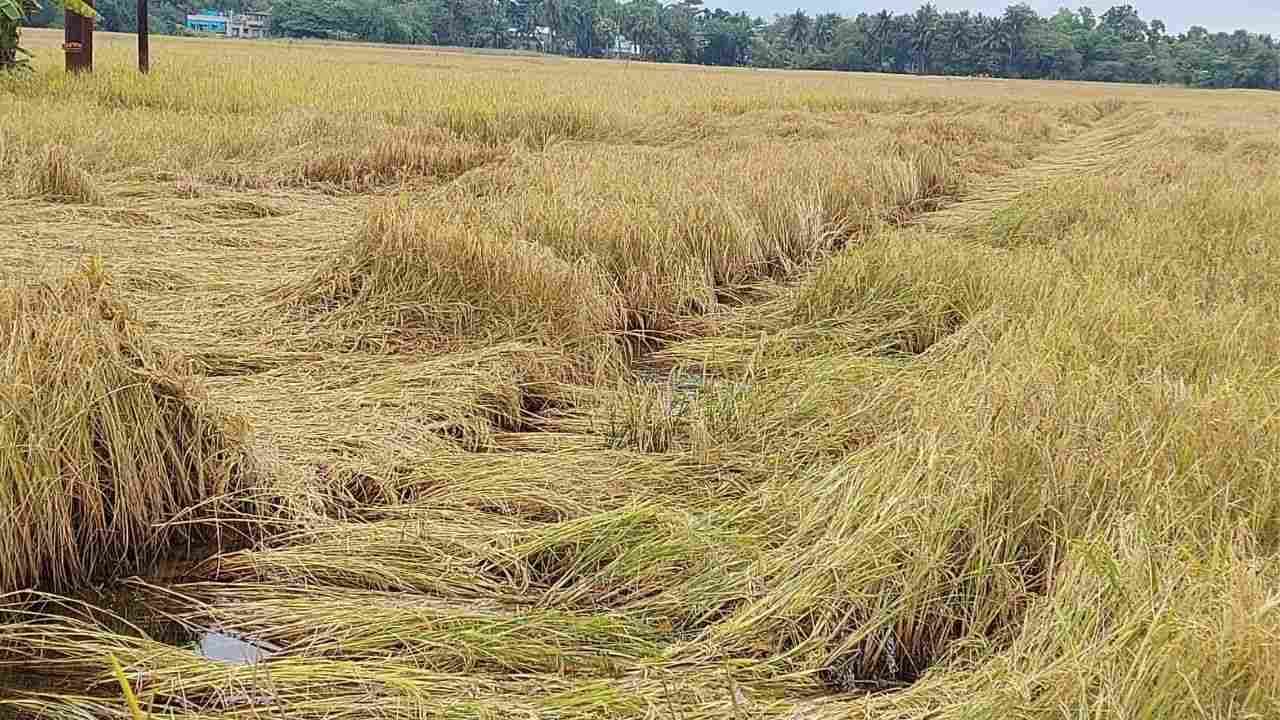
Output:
[21, 1, 1280, 89]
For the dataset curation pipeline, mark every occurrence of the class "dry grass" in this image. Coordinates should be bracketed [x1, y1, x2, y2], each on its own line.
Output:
[4, 28, 1280, 720]
[299, 128, 509, 190]
[17, 144, 104, 205]
[287, 200, 621, 352]
[0, 266, 255, 593]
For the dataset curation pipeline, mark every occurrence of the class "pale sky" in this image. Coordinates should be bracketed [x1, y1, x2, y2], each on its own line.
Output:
[721, 1, 1280, 36]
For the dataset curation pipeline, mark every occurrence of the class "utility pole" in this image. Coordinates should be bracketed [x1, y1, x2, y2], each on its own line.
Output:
[63, 0, 94, 73]
[137, 0, 149, 73]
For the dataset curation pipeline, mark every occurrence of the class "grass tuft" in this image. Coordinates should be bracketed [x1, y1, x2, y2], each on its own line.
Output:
[288, 198, 622, 355]
[301, 128, 508, 190]
[18, 144, 104, 205]
[0, 265, 256, 593]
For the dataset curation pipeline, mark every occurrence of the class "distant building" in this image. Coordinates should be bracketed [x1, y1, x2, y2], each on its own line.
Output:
[185, 9, 229, 35]
[511, 25, 554, 52]
[185, 10, 271, 39]
[607, 35, 641, 58]
[229, 12, 271, 39]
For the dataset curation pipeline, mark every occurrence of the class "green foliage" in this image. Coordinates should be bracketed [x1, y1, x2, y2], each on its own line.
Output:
[3, 0, 93, 71]
[7, 0, 1279, 89]
[742, 3, 1280, 89]
[270, 0, 423, 43]
[1, 0, 35, 71]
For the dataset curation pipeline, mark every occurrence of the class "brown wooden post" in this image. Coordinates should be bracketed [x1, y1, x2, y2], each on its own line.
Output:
[137, 0, 149, 73]
[63, 0, 94, 73]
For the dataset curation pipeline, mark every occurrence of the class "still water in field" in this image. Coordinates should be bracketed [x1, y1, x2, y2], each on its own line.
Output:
[74, 581, 276, 664]
[197, 630, 273, 665]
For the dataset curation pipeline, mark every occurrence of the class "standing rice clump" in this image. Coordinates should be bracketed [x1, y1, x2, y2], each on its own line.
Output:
[19, 144, 105, 205]
[0, 264, 255, 593]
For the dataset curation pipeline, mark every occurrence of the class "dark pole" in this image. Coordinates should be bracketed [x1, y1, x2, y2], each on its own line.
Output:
[137, 0, 149, 73]
[63, 0, 94, 73]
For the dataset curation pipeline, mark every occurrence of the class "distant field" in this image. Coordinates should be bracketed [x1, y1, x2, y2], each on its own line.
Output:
[3, 28, 1280, 720]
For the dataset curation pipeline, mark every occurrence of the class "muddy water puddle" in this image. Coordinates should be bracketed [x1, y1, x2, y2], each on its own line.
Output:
[196, 630, 276, 665]
[55, 581, 278, 666]
[105, 588, 279, 666]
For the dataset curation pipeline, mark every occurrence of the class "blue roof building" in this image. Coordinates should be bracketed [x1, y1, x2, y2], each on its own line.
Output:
[185, 10, 272, 38]
[186, 10, 229, 35]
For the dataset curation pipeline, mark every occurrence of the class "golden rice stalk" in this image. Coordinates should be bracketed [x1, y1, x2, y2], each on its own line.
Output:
[18, 144, 105, 205]
[0, 264, 257, 592]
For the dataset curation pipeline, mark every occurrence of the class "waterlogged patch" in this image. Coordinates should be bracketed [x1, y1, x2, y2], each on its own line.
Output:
[197, 631, 276, 665]
[78, 581, 277, 666]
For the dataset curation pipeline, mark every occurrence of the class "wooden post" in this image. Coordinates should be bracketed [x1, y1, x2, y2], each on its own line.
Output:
[137, 0, 149, 73]
[63, 0, 94, 73]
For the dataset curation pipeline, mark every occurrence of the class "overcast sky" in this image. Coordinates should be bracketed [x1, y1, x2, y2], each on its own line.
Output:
[718, 1, 1280, 36]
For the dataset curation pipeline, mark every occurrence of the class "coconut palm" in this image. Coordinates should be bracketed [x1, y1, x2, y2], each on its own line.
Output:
[868, 9, 893, 69]
[938, 10, 973, 72]
[999, 3, 1038, 74]
[810, 12, 840, 53]
[784, 9, 810, 53]
[911, 2, 940, 73]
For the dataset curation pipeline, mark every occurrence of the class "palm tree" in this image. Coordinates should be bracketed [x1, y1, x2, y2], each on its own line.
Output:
[911, 3, 940, 73]
[978, 15, 1011, 75]
[785, 9, 811, 53]
[619, 0, 648, 56]
[542, 0, 582, 53]
[664, 0, 702, 62]
[999, 3, 1038, 75]
[811, 12, 840, 53]
[939, 11, 972, 72]
[869, 9, 893, 69]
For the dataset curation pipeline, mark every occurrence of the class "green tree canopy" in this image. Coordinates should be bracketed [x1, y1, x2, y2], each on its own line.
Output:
[12, 0, 1280, 90]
